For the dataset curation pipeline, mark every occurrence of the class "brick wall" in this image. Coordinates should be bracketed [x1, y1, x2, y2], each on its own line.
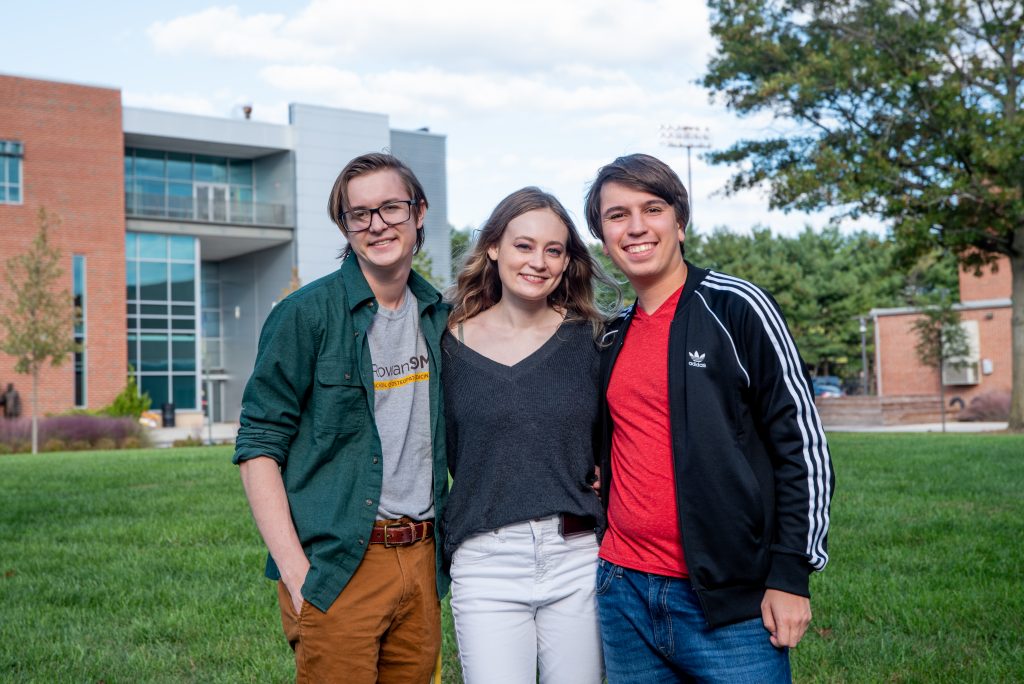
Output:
[960, 255, 1011, 303]
[0, 75, 126, 414]
[875, 306, 1012, 405]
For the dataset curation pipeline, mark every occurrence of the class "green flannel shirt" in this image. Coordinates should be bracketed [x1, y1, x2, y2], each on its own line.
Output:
[233, 256, 451, 611]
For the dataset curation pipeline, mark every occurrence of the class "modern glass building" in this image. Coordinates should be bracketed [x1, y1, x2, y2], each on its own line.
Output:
[0, 74, 450, 425]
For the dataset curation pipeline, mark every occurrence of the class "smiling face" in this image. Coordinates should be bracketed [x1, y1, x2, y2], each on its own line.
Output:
[486, 208, 570, 306]
[342, 169, 425, 280]
[598, 181, 686, 290]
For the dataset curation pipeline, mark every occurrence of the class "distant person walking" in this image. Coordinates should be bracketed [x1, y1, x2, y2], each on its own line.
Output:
[1, 383, 21, 419]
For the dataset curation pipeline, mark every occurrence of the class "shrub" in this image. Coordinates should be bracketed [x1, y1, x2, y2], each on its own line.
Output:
[958, 391, 1011, 422]
[0, 442, 12, 455]
[0, 415, 147, 452]
[104, 374, 151, 419]
[42, 439, 67, 453]
[120, 436, 143, 450]
[60, 408, 104, 417]
[172, 436, 205, 448]
[94, 437, 116, 451]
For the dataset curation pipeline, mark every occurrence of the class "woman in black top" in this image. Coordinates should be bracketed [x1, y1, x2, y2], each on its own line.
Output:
[442, 187, 614, 683]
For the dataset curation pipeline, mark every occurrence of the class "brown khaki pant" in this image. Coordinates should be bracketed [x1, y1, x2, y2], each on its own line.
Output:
[278, 535, 440, 684]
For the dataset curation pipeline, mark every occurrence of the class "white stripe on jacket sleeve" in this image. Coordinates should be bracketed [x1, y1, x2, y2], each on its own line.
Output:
[703, 272, 832, 571]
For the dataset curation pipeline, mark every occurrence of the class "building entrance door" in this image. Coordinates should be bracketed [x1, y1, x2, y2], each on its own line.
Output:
[203, 377, 226, 423]
[195, 184, 229, 222]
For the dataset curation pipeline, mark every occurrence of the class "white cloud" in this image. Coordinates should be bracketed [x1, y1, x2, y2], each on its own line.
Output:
[147, 1, 713, 71]
[147, 6, 334, 62]
[135, 0, 873, 240]
[122, 91, 224, 117]
[259, 63, 690, 121]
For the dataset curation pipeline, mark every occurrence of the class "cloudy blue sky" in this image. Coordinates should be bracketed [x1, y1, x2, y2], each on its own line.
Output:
[5, 1, 879, 237]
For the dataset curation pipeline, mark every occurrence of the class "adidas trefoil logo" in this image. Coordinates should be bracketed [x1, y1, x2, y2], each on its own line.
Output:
[688, 350, 707, 368]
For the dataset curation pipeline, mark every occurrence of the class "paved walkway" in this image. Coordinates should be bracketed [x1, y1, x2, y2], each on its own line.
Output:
[144, 419, 1008, 446]
[826, 421, 1008, 433]
[146, 422, 240, 447]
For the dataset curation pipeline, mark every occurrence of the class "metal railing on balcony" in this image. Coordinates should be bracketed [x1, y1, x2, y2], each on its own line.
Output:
[125, 192, 291, 227]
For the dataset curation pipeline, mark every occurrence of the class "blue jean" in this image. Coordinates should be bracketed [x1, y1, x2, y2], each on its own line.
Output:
[595, 560, 790, 683]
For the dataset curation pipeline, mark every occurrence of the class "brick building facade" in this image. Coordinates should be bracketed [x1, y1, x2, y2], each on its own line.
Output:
[871, 256, 1012, 404]
[0, 73, 450, 423]
[0, 76, 126, 415]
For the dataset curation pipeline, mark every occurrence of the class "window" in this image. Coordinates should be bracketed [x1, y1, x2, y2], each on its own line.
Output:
[73, 255, 86, 407]
[942, 320, 981, 386]
[124, 147, 255, 223]
[0, 140, 24, 204]
[201, 262, 223, 370]
[125, 232, 199, 409]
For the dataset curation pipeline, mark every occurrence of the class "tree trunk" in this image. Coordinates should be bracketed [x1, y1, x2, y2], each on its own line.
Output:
[1009, 232, 1024, 432]
[31, 367, 39, 455]
[939, 363, 947, 433]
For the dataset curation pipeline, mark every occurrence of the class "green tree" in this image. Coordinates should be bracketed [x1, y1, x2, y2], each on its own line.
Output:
[702, 0, 1024, 429]
[687, 225, 958, 385]
[0, 208, 79, 454]
[450, 226, 473, 282]
[411, 249, 440, 288]
[589, 244, 636, 314]
[911, 290, 971, 432]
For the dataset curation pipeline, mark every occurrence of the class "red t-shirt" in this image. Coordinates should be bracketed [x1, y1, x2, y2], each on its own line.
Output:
[599, 286, 688, 578]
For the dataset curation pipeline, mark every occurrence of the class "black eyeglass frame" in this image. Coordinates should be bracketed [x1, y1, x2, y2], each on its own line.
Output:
[340, 199, 418, 233]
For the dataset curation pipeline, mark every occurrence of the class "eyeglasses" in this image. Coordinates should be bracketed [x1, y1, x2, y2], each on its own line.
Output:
[340, 200, 417, 232]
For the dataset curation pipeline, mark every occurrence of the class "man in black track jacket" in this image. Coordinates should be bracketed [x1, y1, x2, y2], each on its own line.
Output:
[584, 153, 833, 683]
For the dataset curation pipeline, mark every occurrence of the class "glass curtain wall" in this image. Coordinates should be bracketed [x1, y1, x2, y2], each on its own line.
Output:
[73, 255, 86, 407]
[124, 148, 254, 222]
[200, 262, 223, 371]
[126, 233, 200, 410]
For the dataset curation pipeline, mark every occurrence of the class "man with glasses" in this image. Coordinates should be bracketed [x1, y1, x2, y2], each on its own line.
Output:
[234, 152, 450, 682]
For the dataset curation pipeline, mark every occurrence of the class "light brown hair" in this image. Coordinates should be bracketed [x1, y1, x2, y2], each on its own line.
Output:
[327, 152, 427, 259]
[448, 187, 617, 335]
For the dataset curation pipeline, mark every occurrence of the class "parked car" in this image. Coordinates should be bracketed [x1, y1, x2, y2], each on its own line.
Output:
[813, 377, 845, 398]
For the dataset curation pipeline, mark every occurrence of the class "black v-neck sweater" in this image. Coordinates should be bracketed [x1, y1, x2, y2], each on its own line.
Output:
[440, 320, 605, 562]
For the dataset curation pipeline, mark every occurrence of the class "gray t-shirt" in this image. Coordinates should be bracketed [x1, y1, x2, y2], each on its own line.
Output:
[366, 287, 434, 520]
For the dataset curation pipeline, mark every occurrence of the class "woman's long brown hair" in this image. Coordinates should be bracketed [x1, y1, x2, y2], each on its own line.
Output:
[447, 187, 618, 336]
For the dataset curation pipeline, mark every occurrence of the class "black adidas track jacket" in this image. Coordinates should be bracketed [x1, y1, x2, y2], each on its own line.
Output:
[598, 263, 834, 628]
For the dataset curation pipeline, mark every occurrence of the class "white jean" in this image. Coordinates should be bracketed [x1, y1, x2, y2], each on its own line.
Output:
[450, 515, 604, 684]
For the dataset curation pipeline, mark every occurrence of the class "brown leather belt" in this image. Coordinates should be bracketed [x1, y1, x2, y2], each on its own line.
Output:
[369, 520, 434, 547]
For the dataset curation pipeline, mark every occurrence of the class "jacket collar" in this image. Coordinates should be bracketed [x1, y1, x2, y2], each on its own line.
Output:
[675, 261, 708, 314]
[340, 254, 444, 314]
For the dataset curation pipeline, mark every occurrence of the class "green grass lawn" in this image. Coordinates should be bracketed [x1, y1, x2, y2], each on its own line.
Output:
[1, 433, 1022, 682]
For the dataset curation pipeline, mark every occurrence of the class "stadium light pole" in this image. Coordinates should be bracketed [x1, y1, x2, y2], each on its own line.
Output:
[660, 125, 711, 228]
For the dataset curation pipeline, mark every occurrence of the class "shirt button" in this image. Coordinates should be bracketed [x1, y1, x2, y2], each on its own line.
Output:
[358, 538, 364, 545]
[372, 456, 379, 464]
[365, 499, 373, 506]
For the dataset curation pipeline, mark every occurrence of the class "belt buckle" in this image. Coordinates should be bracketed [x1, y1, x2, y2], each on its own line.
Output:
[382, 522, 407, 548]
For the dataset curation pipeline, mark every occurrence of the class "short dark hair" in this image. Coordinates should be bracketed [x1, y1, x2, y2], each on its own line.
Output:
[327, 152, 428, 259]
[584, 153, 690, 253]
